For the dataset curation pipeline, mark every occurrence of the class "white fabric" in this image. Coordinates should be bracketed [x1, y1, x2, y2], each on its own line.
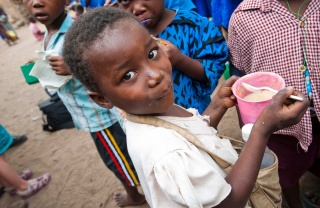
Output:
[29, 50, 72, 90]
[126, 108, 239, 208]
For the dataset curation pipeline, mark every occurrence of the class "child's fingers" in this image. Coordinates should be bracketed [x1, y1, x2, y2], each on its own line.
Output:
[152, 37, 166, 44]
[49, 61, 59, 67]
[222, 75, 239, 88]
[48, 56, 60, 62]
[152, 36, 161, 41]
[272, 87, 295, 104]
[104, 0, 118, 7]
[274, 87, 309, 119]
[104, 0, 111, 5]
[290, 91, 309, 120]
[51, 67, 64, 75]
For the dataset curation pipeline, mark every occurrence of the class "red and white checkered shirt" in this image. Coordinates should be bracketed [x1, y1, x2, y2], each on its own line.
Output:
[228, 0, 320, 151]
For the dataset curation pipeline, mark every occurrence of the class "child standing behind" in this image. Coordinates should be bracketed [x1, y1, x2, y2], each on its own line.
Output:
[228, 0, 320, 206]
[22, 0, 145, 207]
[63, 7, 309, 207]
[114, 0, 228, 113]
[27, 16, 44, 41]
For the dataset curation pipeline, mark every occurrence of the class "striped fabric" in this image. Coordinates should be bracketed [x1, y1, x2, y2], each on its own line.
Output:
[96, 129, 139, 186]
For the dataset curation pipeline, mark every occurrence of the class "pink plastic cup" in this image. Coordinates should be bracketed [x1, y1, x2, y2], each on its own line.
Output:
[232, 72, 285, 124]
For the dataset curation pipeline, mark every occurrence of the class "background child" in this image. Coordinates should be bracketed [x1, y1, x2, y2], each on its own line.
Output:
[27, 16, 44, 41]
[62, 7, 309, 207]
[73, 4, 84, 19]
[228, 0, 320, 207]
[114, 0, 228, 114]
[0, 22, 14, 46]
[22, 0, 145, 206]
[0, 7, 18, 40]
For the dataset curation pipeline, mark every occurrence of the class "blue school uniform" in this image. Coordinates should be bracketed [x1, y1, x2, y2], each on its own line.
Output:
[158, 10, 228, 113]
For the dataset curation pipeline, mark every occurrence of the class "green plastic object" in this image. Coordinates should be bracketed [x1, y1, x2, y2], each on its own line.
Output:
[223, 61, 230, 79]
[20, 62, 39, 85]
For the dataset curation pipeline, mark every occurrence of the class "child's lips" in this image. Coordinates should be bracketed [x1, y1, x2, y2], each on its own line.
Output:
[140, 19, 150, 25]
[35, 13, 48, 21]
[155, 83, 173, 100]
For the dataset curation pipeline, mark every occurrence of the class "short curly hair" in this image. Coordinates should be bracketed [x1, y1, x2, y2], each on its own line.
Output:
[63, 7, 138, 92]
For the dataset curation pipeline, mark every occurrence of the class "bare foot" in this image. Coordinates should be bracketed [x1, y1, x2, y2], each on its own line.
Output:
[113, 191, 146, 207]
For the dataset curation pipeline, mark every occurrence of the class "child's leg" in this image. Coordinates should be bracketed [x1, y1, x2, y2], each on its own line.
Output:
[0, 155, 28, 191]
[90, 123, 145, 206]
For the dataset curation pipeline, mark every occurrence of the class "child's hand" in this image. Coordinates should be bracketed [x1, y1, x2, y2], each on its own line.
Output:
[203, 76, 239, 128]
[212, 76, 239, 109]
[104, 0, 118, 7]
[48, 56, 71, 76]
[256, 86, 309, 134]
[153, 37, 181, 66]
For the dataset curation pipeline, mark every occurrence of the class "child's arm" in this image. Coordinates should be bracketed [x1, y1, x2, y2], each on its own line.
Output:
[215, 87, 309, 207]
[154, 37, 207, 82]
[48, 56, 71, 76]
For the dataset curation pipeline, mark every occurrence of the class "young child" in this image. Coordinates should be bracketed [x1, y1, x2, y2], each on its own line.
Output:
[228, 0, 320, 206]
[27, 16, 44, 41]
[113, 0, 228, 114]
[62, 7, 309, 207]
[22, 0, 145, 206]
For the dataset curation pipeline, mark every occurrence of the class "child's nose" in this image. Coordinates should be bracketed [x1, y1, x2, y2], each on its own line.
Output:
[132, 2, 146, 16]
[146, 69, 163, 88]
[32, 0, 44, 7]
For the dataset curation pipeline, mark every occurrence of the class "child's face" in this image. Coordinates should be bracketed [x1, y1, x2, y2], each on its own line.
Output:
[87, 19, 174, 115]
[116, 0, 164, 28]
[23, 0, 69, 27]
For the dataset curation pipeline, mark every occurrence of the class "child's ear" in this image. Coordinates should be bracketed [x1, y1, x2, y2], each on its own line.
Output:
[88, 92, 114, 109]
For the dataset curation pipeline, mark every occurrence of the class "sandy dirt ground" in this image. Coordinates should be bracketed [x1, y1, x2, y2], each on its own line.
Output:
[0, 24, 318, 208]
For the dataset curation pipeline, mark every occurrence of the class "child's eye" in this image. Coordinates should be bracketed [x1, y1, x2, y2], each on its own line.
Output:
[148, 49, 158, 60]
[122, 71, 136, 81]
[117, 0, 130, 5]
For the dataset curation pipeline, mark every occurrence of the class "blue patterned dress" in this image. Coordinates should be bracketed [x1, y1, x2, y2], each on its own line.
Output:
[158, 10, 228, 113]
[0, 125, 13, 155]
